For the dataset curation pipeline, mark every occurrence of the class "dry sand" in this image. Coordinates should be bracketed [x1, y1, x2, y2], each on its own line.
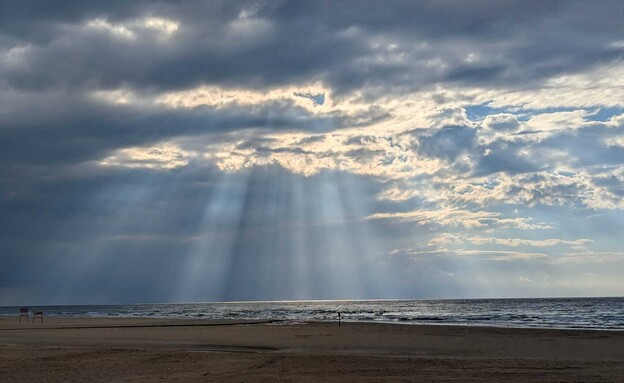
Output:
[1, 317, 623, 382]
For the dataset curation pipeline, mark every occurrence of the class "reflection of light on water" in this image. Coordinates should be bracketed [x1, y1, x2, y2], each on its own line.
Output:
[3, 298, 621, 329]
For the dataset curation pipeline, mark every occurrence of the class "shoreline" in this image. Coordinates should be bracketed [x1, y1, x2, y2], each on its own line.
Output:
[6, 316, 624, 349]
[2, 315, 623, 332]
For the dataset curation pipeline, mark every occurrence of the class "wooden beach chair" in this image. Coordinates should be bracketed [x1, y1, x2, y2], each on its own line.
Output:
[19, 307, 29, 323]
[33, 309, 44, 323]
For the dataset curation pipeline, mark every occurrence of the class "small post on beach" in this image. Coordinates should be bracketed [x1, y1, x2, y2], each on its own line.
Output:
[338, 312, 341, 327]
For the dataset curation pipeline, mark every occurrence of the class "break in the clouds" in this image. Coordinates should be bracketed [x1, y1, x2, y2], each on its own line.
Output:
[1, 1, 624, 304]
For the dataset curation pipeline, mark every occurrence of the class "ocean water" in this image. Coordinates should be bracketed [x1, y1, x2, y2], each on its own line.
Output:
[1, 297, 623, 330]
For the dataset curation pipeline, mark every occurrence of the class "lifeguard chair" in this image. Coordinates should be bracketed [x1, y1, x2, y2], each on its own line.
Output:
[33, 309, 44, 323]
[19, 308, 29, 323]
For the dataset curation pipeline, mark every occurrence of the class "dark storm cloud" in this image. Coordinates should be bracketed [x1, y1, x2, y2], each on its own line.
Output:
[471, 139, 542, 177]
[417, 125, 478, 163]
[410, 115, 624, 179]
[1, 0, 622, 171]
[1, 1, 622, 93]
[0, 95, 344, 168]
[539, 123, 624, 168]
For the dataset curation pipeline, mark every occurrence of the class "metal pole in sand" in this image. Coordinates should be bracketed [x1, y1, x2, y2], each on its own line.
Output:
[338, 312, 341, 327]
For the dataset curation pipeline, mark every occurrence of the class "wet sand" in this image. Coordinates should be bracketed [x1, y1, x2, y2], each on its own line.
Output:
[1, 317, 623, 382]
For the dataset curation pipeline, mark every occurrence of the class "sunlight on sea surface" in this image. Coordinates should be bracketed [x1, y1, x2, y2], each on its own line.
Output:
[2, 297, 623, 330]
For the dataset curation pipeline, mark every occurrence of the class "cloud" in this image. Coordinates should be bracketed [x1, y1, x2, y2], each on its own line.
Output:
[99, 144, 190, 170]
[417, 125, 478, 164]
[517, 276, 532, 283]
[430, 233, 593, 248]
[551, 250, 624, 264]
[453, 249, 549, 261]
[367, 207, 552, 230]
[1, 1, 622, 95]
[524, 110, 590, 132]
[482, 113, 520, 131]
[390, 247, 548, 262]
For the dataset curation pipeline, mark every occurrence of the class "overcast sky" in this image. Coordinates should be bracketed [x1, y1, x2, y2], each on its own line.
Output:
[1, 1, 624, 305]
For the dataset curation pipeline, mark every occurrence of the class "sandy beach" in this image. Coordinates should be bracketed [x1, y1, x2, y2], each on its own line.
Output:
[0, 317, 622, 382]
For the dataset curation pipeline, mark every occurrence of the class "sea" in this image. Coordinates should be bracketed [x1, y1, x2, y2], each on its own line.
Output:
[1, 297, 623, 330]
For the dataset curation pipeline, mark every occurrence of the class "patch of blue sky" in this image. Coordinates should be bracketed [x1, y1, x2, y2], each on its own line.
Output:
[585, 107, 624, 122]
[294, 92, 325, 106]
[465, 102, 513, 121]
[581, 209, 624, 250]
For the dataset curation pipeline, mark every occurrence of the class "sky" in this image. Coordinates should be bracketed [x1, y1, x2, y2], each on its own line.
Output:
[1, 1, 624, 305]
